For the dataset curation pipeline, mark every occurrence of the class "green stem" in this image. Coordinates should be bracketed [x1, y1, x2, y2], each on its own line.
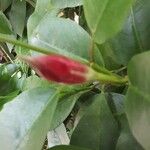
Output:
[0, 33, 89, 64]
[95, 72, 128, 85]
[112, 66, 127, 73]
[0, 34, 53, 54]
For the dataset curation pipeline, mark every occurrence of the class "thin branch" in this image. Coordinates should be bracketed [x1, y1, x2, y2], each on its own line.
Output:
[0, 33, 89, 65]
[0, 43, 14, 63]
[26, 0, 36, 7]
[89, 38, 94, 62]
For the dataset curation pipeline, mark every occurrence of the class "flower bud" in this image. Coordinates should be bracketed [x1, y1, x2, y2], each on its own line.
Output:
[19, 55, 96, 84]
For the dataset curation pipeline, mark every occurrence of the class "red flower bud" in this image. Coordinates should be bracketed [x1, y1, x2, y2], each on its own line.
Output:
[19, 55, 95, 84]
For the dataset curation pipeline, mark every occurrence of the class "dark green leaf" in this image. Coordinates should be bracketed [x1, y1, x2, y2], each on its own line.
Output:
[0, 11, 12, 34]
[50, 93, 83, 130]
[0, 64, 19, 96]
[106, 93, 143, 150]
[99, 0, 150, 66]
[97, 43, 121, 70]
[106, 93, 125, 114]
[0, 87, 58, 150]
[70, 93, 119, 150]
[50, 84, 92, 130]
[0, 90, 19, 110]
[116, 115, 144, 150]
[49, 145, 90, 150]
[83, 0, 134, 44]
[9, 0, 26, 36]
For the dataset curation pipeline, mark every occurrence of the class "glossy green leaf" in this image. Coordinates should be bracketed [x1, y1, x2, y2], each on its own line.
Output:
[125, 51, 150, 150]
[0, 87, 58, 150]
[70, 93, 119, 150]
[9, 0, 26, 36]
[27, 0, 58, 38]
[51, 0, 83, 8]
[83, 0, 134, 44]
[0, 11, 12, 34]
[0, 0, 12, 11]
[49, 145, 90, 150]
[28, 16, 91, 60]
[99, 0, 150, 66]
[28, 0, 91, 61]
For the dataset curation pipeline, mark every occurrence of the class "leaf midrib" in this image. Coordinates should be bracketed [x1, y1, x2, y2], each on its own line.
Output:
[131, 7, 144, 52]
[93, 0, 110, 34]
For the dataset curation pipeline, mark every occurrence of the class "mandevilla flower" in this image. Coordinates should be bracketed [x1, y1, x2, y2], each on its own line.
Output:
[19, 55, 96, 84]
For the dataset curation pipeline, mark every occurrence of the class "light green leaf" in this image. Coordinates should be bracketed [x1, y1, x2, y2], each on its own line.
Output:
[70, 93, 119, 150]
[0, 87, 58, 150]
[22, 75, 52, 91]
[9, 0, 26, 36]
[84, 0, 134, 44]
[51, 0, 83, 8]
[27, 0, 58, 38]
[28, 16, 91, 60]
[125, 51, 150, 150]
[28, 0, 91, 61]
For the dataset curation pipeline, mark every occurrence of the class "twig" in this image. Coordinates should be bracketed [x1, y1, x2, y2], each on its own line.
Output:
[26, 0, 36, 7]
